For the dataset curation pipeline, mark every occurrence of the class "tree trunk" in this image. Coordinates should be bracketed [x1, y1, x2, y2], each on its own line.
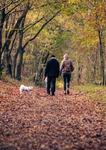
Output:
[34, 52, 49, 86]
[0, 29, 2, 64]
[1, 4, 29, 77]
[0, 7, 6, 63]
[10, 4, 29, 79]
[98, 29, 105, 85]
[4, 51, 12, 76]
[92, 48, 98, 83]
[15, 13, 27, 80]
[77, 64, 82, 85]
[15, 48, 24, 80]
[12, 48, 19, 78]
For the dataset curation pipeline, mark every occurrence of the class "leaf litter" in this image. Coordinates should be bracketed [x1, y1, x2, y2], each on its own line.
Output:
[0, 81, 106, 150]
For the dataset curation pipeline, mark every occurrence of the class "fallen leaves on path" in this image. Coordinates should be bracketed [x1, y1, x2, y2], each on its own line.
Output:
[0, 81, 105, 150]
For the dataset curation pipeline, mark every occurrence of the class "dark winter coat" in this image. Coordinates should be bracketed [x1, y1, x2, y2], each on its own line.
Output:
[44, 57, 60, 78]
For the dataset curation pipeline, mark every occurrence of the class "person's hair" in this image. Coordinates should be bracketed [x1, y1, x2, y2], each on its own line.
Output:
[63, 53, 68, 59]
[51, 55, 55, 58]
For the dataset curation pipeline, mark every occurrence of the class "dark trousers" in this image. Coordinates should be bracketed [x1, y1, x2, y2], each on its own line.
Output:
[63, 73, 71, 91]
[47, 77, 56, 95]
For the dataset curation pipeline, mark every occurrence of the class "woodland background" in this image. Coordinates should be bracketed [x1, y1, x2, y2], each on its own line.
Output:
[0, 0, 106, 86]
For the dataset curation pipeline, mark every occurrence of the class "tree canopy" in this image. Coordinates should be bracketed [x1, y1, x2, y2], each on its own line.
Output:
[0, 0, 106, 85]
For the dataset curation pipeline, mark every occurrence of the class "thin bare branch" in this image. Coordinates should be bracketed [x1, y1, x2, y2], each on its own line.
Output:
[2, 4, 29, 53]
[6, 0, 25, 16]
[23, 9, 61, 49]
[0, 0, 19, 11]
[23, 17, 44, 33]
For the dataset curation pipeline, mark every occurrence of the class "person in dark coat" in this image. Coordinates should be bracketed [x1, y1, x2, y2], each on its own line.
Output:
[44, 55, 60, 96]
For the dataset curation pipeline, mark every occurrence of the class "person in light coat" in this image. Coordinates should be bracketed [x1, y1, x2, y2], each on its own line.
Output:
[60, 54, 74, 94]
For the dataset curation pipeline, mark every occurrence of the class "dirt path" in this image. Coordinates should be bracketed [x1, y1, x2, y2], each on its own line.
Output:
[0, 81, 105, 150]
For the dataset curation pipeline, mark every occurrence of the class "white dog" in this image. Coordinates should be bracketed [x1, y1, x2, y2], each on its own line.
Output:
[19, 84, 33, 94]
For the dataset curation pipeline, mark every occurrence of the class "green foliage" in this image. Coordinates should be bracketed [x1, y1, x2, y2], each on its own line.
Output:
[64, 2, 88, 15]
[54, 31, 70, 48]
[74, 84, 106, 103]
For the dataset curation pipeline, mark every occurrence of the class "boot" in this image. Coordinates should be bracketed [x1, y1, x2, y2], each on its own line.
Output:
[67, 89, 69, 94]
[64, 90, 66, 95]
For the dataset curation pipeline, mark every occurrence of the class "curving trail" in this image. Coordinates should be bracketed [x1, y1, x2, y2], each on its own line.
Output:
[0, 81, 105, 150]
